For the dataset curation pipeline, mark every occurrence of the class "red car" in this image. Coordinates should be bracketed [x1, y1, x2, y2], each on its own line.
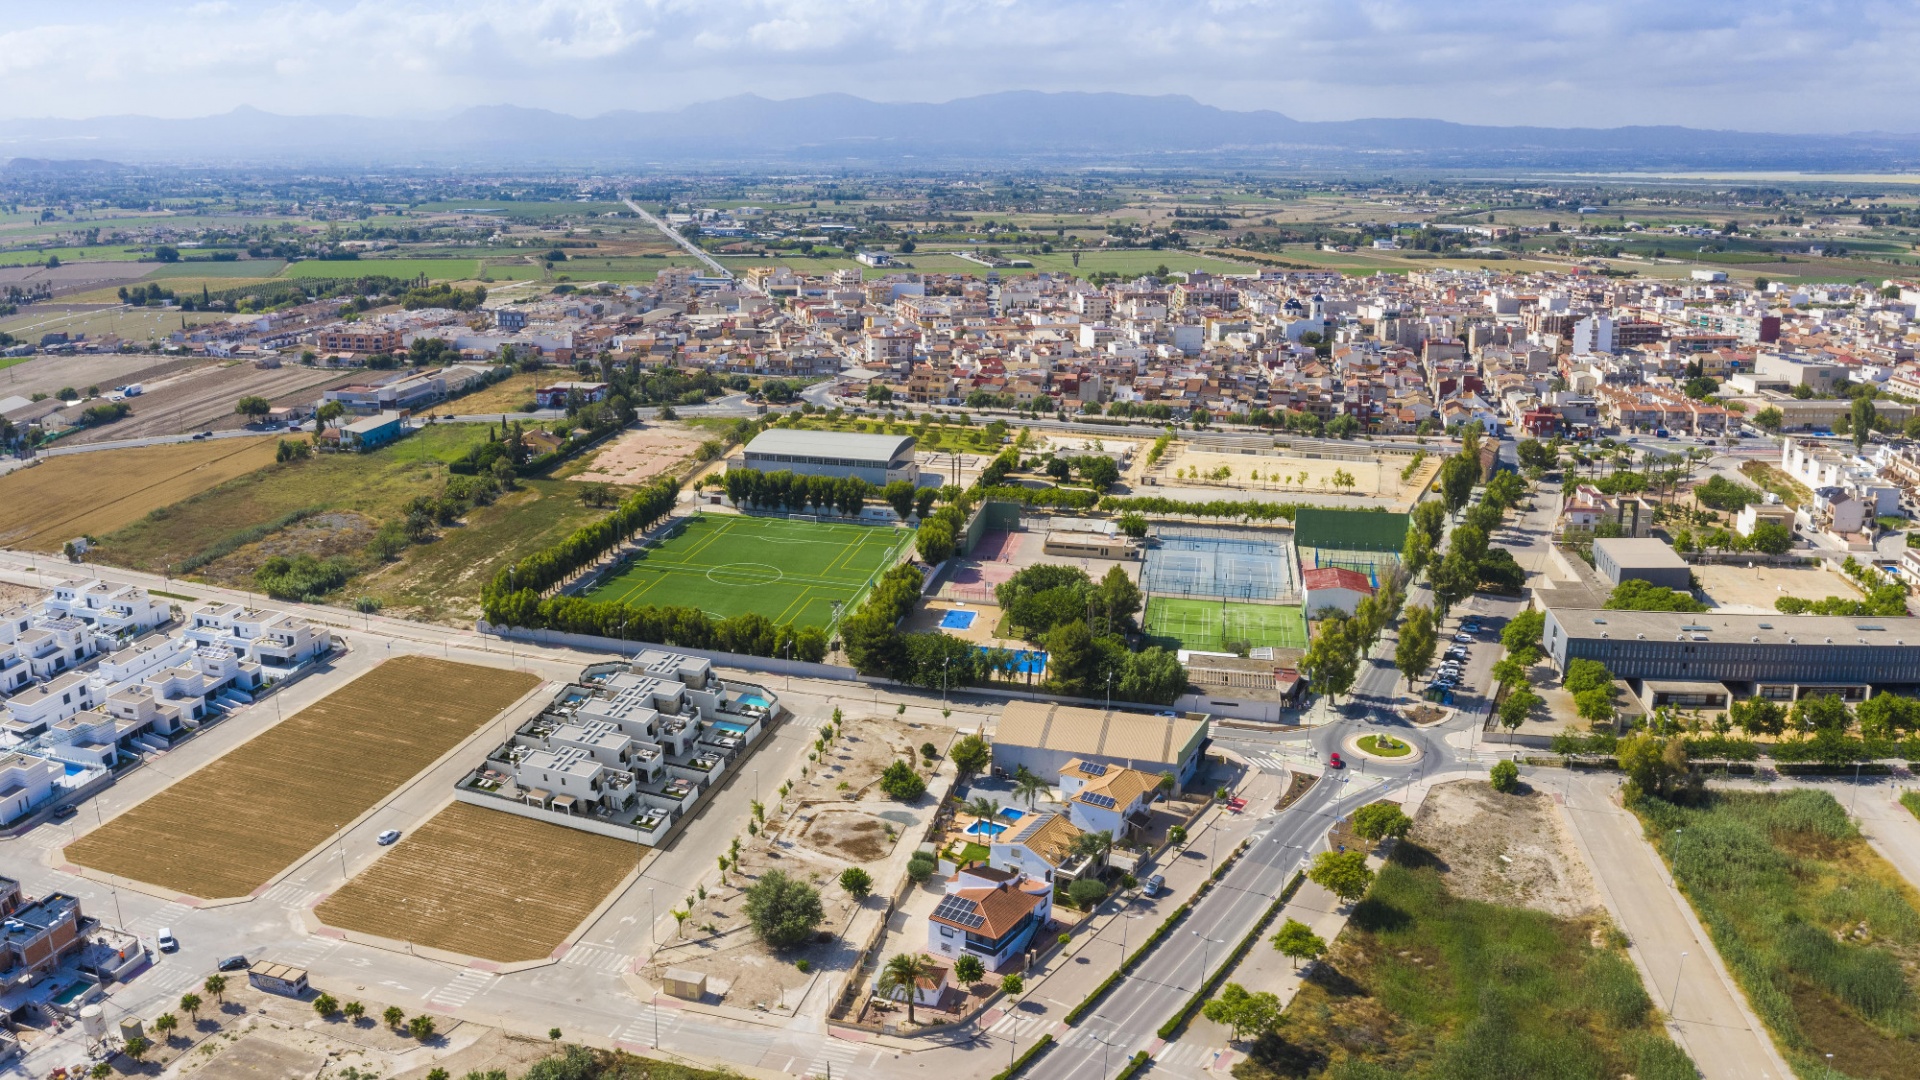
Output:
[1328, 752, 1345, 769]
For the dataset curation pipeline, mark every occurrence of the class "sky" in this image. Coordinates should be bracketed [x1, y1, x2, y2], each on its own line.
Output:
[1, 0, 1916, 133]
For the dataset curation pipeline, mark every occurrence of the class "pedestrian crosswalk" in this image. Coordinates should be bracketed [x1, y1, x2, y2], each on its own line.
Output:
[1242, 753, 1300, 774]
[802, 1037, 864, 1079]
[279, 937, 340, 968]
[560, 944, 629, 975]
[425, 969, 495, 1009]
[985, 1011, 1048, 1038]
[613, 1007, 678, 1048]
[141, 964, 203, 996]
[257, 882, 316, 909]
[124, 900, 192, 939]
[1153, 1040, 1229, 1068]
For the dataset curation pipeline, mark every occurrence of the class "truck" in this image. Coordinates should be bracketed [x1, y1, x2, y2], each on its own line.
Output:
[122, 384, 143, 397]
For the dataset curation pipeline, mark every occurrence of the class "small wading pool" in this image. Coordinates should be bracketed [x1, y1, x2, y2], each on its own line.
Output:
[713, 720, 750, 735]
[939, 609, 978, 630]
[999, 808, 1025, 822]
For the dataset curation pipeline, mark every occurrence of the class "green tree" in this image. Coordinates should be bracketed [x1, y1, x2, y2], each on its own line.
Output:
[1117, 512, 1148, 538]
[950, 734, 990, 775]
[878, 759, 927, 801]
[179, 992, 202, 1023]
[1067, 876, 1109, 909]
[1301, 617, 1359, 703]
[1617, 734, 1690, 798]
[1853, 396, 1877, 449]
[1499, 688, 1541, 740]
[122, 1036, 151, 1062]
[1096, 564, 1144, 632]
[1012, 765, 1048, 808]
[1308, 850, 1373, 903]
[1754, 406, 1783, 432]
[1502, 608, 1546, 654]
[204, 974, 228, 1003]
[343, 1000, 365, 1023]
[1394, 604, 1437, 686]
[314, 993, 340, 1017]
[153, 1013, 179, 1040]
[839, 866, 874, 900]
[743, 869, 825, 947]
[1270, 919, 1327, 970]
[1201, 983, 1281, 1040]
[954, 953, 986, 987]
[1563, 658, 1613, 695]
[408, 1015, 436, 1040]
[235, 394, 273, 421]
[1749, 521, 1793, 555]
[1351, 803, 1412, 844]
[879, 952, 938, 1024]
[1489, 758, 1520, 793]
[1791, 693, 1851, 732]
[1043, 618, 1096, 696]
[1440, 454, 1479, 511]
[1730, 697, 1787, 737]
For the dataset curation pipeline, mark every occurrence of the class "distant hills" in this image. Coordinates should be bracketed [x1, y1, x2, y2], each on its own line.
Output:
[2, 92, 1918, 172]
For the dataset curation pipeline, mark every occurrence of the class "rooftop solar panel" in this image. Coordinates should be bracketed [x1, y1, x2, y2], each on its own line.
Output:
[933, 894, 985, 929]
[1080, 793, 1117, 809]
[1080, 762, 1108, 776]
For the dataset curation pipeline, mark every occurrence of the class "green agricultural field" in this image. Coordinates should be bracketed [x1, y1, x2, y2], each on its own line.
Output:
[410, 200, 631, 220]
[0, 245, 154, 266]
[143, 258, 288, 278]
[583, 513, 911, 630]
[280, 257, 481, 281]
[1144, 597, 1307, 652]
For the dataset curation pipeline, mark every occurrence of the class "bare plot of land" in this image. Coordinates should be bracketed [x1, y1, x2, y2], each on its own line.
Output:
[315, 801, 635, 963]
[1162, 449, 1390, 497]
[56, 361, 360, 444]
[1412, 779, 1600, 919]
[0, 436, 282, 550]
[0, 352, 189, 402]
[800, 808, 898, 863]
[1693, 560, 1843, 613]
[66, 656, 539, 899]
[566, 424, 707, 485]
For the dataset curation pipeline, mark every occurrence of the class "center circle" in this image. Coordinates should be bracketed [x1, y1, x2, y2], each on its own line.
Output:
[706, 563, 784, 587]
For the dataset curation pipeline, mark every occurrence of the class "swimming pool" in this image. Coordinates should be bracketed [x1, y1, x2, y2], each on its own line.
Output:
[964, 819, 1009, 837]
[713, 720, 750, 734]
[999, 808, 1025, 822]
[939, 610, 978, 630]
[738, 694, 771, 708]
[975, 647, 1048, 675]
[62, 762, 88, 777]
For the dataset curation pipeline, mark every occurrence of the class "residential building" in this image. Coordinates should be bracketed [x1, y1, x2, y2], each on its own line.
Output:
[991, 702, 1208, 792]
[925, 866, 1053, 972]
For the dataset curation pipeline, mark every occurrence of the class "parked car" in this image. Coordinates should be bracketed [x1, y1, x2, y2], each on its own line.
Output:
[48, 804, 76, 822]
[377, 829, 402, 846]
[218, 954, 248, 972]
[1328, 752, 1345, 769]
[157, 929, 178, 952]
[1143, 874, 1167, 898]
[1454, 632, 1474, 642]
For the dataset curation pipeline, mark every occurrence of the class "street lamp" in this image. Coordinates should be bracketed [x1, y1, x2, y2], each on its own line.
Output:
[1668, 951, 1688, 1014]
[1192, 930, 1227, 988]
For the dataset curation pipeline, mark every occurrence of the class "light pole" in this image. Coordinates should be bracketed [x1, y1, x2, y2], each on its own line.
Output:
[1668, 951, 1688, 1014]
[1087, 1031, 1121, 1080]
[1192, 930, 1226, 989]
[649, 887, 658, 946]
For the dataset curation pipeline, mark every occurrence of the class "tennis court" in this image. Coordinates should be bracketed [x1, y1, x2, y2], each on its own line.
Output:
[582, 514, 912, 630]
[1140, 526, 1297, 603]
[1144, 597, 1308, 654]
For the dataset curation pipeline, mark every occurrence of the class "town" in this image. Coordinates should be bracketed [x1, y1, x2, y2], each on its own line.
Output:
[0, 27, 1917, 1080]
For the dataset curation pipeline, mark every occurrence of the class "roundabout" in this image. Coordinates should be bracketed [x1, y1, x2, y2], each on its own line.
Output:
[1346, 731, 1423, 763]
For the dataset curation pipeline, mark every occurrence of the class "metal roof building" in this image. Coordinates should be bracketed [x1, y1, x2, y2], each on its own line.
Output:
[990, 702, 1208, 792]
[739, 429, 919, 487]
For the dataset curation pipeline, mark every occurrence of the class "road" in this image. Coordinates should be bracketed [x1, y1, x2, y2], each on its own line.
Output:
[622, 199, 737, 282]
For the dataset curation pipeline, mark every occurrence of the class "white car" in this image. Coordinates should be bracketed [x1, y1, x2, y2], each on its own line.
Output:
[1454, 632, 1474, 642]
[157, 928, 178, 952]
[377, 829, 402, 846]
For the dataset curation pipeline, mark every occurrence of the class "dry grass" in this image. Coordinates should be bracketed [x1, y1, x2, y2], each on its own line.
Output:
[0, 437, 281, 550]
[65, 656, 539, 899]
[315, 801, 637, 962]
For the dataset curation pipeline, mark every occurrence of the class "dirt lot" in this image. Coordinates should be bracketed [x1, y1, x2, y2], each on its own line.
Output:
[0, 352, 189, 402]
[54, 360, 358, 445]
[0, 581, 43, 609]
[446, 370, 544, 414]
[0, 436, 282, 550]
[1694, 559, 1845, 614]
[66, 656, 539, 899]
[566, 424, 707, 485]
[790, 714, 923, 801]
[1162, 449, 1390, 495]
[1410, 779, 1600, 919]
[196, 510, 378, 588]
[315, 801, 636, 963]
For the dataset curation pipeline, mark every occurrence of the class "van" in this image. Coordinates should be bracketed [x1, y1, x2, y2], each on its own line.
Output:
[157, 928, 178, 952]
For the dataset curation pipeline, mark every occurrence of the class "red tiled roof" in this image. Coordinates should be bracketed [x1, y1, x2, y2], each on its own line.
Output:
[1302, 567, 1375, 594]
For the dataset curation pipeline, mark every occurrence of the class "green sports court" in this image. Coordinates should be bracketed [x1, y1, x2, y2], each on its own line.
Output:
[1143, 597, 1308, 654]
[581, 514, 912, 630]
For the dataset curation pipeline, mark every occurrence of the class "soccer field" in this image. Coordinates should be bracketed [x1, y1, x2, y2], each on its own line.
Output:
[582, 514, 911, 629]
[1144, 597, 1308, 653]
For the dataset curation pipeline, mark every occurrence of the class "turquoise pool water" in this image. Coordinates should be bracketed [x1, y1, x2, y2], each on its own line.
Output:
[964, 819, 1009, 837]
[939, 610, 977, 630]
[62, 762, 87, 776]
[51, 982, 88, 1006]
[739, 694, 771, 708]
[714, 720, 750, 734]
[999, 808, 1025, 822]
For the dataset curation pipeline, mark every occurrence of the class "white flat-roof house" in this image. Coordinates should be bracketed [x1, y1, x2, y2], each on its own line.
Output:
[4, 671, 97, 734]
[44, 579, 169, 638]
[0, 754, 61, 825]
[183, 604, 330, 667]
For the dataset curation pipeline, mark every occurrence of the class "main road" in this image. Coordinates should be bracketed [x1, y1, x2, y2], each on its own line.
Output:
[623, 198, 738, 282]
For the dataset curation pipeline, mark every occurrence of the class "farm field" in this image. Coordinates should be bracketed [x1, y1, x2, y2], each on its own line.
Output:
[0, 305, 230, 343]
[410, 200, 631, 220]
[444, 370, 545, 414]
[314, 801, 635, 963]
[1632, 789, 1920, 1079]
[96, 422, 493, 573]
[1143, 597, 1306, 652]
[280, 258, 480, 281]
[65, 657, 539, 899]
[0, 437, 281, 551]
[583, 513, 911, 630]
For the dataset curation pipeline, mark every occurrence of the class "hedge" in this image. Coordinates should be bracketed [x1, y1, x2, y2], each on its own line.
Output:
[989, 1034, 1053, 1080]
[1155, 871, 1305, 1041]
[1113, 1051, 1150, 1080]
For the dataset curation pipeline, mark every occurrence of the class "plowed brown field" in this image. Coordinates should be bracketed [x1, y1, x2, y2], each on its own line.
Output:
[65, 656, 539, 899]
[0, 437, 280, 550]
[315, 801, 637, 962]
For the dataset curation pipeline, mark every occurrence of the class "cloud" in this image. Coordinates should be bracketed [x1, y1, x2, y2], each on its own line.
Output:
[0, 0, 1912, 132]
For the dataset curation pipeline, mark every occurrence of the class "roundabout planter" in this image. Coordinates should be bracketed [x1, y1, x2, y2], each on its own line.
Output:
[1345, 732, 1423, 764]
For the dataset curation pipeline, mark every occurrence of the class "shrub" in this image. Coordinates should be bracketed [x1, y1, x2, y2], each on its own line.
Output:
[838, 866, 873, 899]
[1490, 759, 1520, 793]
[906, 853, 936, 883]
[878, 759, 927, 801]
[1067, 877, 1109, 909]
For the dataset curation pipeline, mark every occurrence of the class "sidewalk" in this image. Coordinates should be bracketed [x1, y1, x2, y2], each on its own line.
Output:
[1546, 771, 1793, 1080]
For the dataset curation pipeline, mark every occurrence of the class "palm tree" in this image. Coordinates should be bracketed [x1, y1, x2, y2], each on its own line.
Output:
[204, 974, 227, 1004]
[879, 953, 938, 1025]
[1012, 766, 1047, 809]
[179, 993, 202, 1024]
[1070, 830, 1114, 868]
[964, 796, 1001, 822]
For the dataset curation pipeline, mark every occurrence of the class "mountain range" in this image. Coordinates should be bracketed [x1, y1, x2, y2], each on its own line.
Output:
[2, 92, 1917, 171]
